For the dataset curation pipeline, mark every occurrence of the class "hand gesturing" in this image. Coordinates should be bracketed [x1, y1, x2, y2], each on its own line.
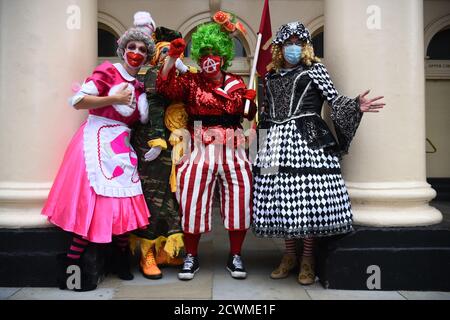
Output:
[358, 90, 385, 113]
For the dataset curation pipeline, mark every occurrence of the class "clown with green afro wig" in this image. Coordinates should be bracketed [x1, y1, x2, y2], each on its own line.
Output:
[191, 23, 235, 70]
[157, 11, 259, 282]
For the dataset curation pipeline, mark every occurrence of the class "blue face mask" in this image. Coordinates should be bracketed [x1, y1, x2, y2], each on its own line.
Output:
[283, 44, 302, 65]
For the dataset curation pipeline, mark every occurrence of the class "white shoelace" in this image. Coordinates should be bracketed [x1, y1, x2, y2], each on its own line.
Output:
[183, 255, 195, 271]
[232, 255, 243, 269]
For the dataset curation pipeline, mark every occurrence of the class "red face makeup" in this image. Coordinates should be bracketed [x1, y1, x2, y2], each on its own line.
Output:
[125, 51, 145, 68]
[199, 55, 222, 78]
[124, 41, 147, 69]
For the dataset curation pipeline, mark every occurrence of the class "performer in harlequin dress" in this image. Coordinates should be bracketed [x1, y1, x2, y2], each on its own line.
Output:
[157, 11, 257, 281]
[129, 26, 197, 280]
[42, 12, 156, 291]
[252, 22, 385, 285]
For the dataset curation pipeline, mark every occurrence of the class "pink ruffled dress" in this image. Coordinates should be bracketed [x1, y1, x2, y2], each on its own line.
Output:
[42, 61, 151, 243]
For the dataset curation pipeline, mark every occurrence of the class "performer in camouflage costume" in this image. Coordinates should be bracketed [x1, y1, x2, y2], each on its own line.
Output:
[130, 26, 195, 279]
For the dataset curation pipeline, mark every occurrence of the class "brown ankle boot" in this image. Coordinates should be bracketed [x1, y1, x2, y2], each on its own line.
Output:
[298, 256, 315, 285]
[270, 254, 297, 279]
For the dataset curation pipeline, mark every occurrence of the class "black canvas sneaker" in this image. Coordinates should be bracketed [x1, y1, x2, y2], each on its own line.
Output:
[178, 254, 199, 280]
[227, 254, 247, 279]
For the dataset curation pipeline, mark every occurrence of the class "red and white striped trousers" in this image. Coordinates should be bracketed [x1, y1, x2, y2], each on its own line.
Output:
[175, 142, 253, 234]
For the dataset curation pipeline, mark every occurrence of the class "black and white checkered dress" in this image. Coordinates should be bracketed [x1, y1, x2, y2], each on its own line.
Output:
[252, 63, 363, 239]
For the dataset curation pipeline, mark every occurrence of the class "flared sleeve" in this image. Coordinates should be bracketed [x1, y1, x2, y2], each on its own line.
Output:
[307, 63, 363, 155]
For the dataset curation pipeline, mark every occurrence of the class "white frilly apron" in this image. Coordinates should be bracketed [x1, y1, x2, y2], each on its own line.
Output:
[83, 114, 142, 197]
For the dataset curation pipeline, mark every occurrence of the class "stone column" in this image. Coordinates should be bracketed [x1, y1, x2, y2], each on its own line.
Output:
[324, 0, 442, 226]
[0, 0, 98, 228]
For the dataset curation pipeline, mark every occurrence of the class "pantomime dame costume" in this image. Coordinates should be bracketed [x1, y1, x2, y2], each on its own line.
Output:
[42, 12, 156, 291]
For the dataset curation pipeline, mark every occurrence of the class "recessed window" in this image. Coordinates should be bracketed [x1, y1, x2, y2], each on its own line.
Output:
[234, 38, 247, 57]
[427, 27, 450, 60]
[311, 28, 324, 58]
[98, 23, 119, 57]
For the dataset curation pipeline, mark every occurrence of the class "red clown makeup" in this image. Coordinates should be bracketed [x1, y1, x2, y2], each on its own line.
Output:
[125, 51, 145, 68]
[124, 41, 147, 69]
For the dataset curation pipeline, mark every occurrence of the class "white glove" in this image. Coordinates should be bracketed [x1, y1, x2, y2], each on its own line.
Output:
[175, 58, 189, 74]
[144, 147, 162, 162]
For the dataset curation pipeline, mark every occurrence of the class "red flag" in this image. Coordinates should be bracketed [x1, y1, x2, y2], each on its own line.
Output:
[256, 0, 273, 77]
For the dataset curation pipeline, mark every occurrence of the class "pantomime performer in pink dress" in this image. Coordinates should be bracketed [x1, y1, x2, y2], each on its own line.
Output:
[42, 11, 156, 291]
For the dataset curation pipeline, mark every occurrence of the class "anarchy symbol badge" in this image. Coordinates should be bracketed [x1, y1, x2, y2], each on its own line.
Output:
[202, 58, 219, 74]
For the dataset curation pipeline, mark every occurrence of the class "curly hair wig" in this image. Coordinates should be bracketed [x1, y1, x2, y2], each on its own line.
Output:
[271, 41, 320, 71]
[117, 28, 155, 64]
[191, 23, 235, 70]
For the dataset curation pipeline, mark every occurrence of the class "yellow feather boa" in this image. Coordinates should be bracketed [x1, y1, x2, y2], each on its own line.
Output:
[129, 233, 184, 259]
[164, 102, 189, 192]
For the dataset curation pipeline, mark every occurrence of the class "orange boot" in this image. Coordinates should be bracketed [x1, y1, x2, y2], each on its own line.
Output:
[140, 246, 162, 280]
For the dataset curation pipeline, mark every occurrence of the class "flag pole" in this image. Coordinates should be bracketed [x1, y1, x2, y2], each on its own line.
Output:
[244, 33, 263, 115]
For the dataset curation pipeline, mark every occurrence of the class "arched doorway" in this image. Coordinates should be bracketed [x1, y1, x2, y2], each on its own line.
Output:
[98, 22, 119, 58]
[97, 12, 126, 65]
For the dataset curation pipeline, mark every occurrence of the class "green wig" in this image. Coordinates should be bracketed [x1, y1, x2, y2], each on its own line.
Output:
[191, 23, 235, 70]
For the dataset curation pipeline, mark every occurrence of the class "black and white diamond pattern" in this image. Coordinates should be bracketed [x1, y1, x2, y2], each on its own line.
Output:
[253, 120, 353, 238]
[255, 120, 338, 169]
[252, 171, 353, 239]
[307, 63, 339, 104]
[273, 21, 311, 45]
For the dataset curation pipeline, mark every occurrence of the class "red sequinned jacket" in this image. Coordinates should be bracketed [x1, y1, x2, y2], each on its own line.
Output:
[157, 66, 256, 146]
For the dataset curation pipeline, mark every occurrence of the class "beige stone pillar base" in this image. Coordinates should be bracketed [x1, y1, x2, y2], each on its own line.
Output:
[348, 182, 442, 227]
[0, 183, 51, 228]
